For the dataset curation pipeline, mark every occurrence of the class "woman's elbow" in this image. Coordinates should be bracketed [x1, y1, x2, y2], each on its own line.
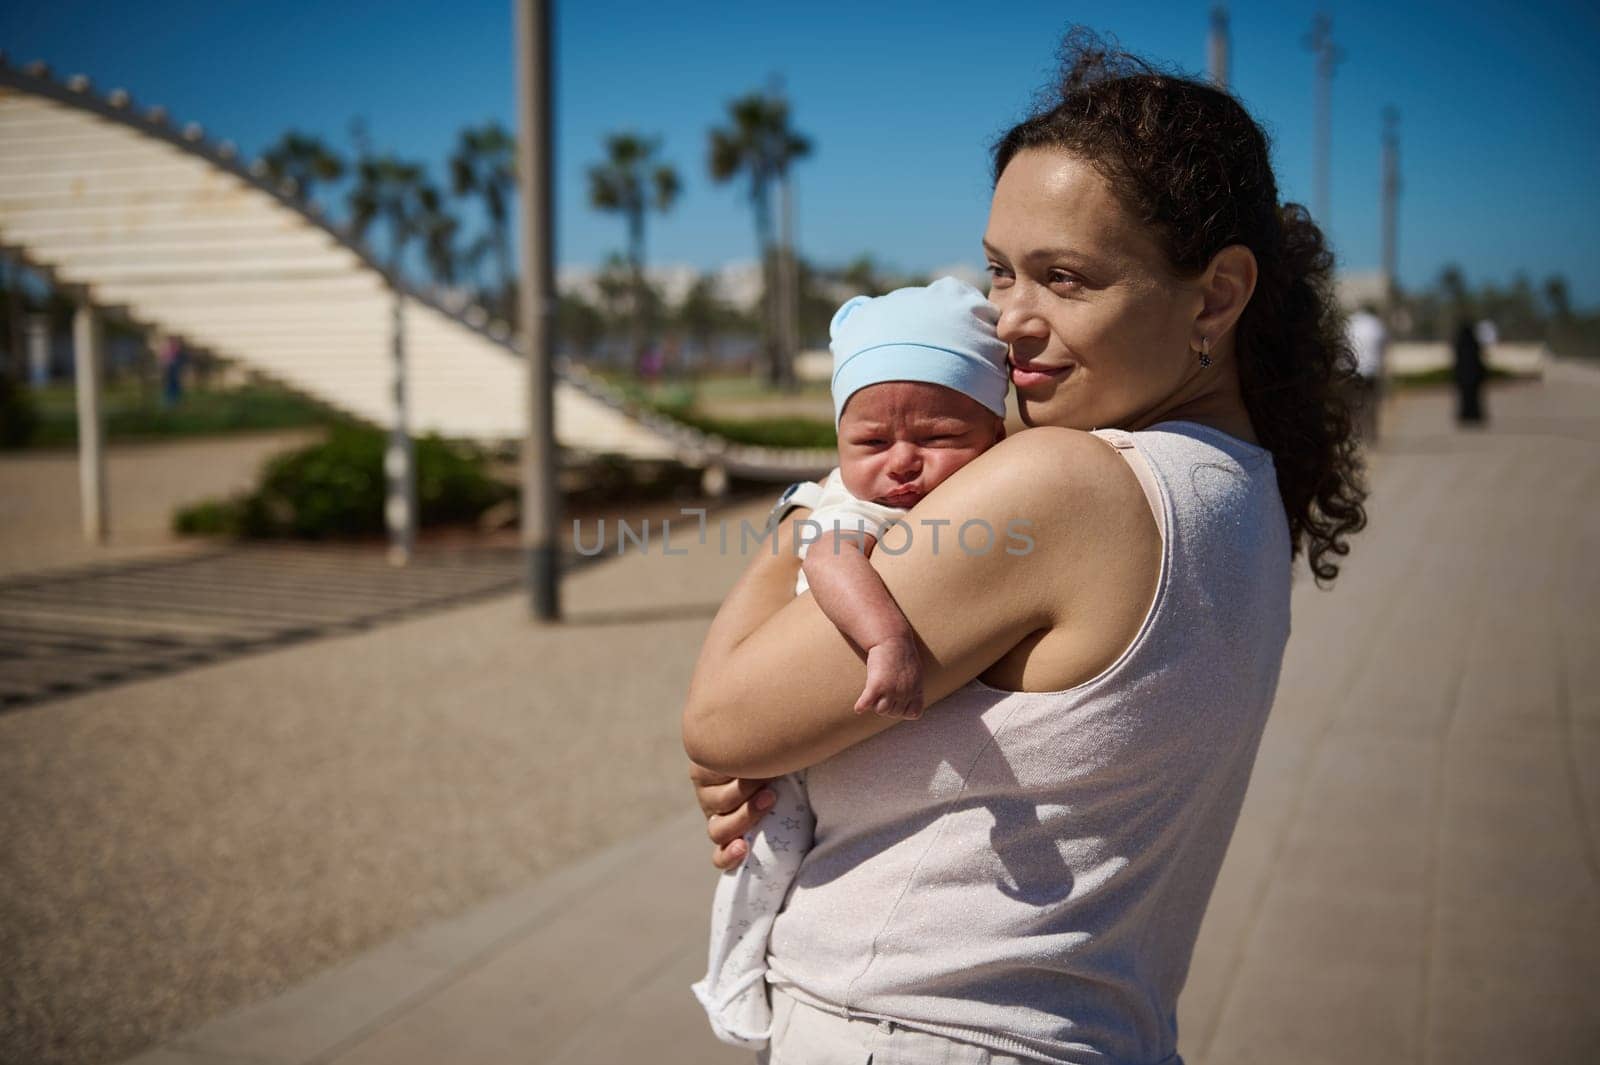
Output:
[682, 693, 778, 778]
[681, 692, 736, 775]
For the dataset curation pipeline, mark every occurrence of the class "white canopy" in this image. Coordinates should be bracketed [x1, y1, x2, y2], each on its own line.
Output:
[0, 62, 830, 478]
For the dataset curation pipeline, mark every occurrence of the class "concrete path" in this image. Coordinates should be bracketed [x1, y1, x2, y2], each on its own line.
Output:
[0, 429, 324, 578]
[5, 369, 1598, 1065]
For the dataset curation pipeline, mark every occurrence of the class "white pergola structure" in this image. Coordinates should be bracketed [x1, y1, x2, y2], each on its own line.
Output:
[0, 60, 830, 544]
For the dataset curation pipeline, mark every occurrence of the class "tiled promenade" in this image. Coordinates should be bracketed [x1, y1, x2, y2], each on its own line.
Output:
[3, 368, 1596, 1065]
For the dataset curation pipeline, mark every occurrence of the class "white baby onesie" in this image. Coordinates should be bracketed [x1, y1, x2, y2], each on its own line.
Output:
[690, 471, 906, 1048]
[794, 468, 908, 595]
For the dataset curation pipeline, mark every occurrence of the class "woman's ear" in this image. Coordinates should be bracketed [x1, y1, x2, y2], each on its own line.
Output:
[1194, 244, 1258, 347]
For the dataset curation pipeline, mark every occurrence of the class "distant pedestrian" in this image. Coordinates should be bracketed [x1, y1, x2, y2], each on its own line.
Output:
[1474, 317, 1499, 350]
[1346, 303, 1387, 442]
[638, 343, 663, 383]
[1453, 319, 1487, 426]
[158, 337, 185, 408]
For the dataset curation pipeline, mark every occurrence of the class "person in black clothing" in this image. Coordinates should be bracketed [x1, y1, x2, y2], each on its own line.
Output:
[1452, 320, 1487, 425]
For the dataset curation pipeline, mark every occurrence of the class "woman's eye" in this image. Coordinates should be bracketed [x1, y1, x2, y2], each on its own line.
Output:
[1048, 269, 1080, 288]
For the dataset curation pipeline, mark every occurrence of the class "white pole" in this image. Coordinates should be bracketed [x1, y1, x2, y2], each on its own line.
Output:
[72, 296, 108, 544]
[1381, 106, 1401, 308]
[1208, 6, 1231, 90]
[385, 288, 416, 566]
[772, 73, 800, 391]
[1303, 13, 1342, 229]
[26, 313, 49, 387]
[516, 0, 561, 620]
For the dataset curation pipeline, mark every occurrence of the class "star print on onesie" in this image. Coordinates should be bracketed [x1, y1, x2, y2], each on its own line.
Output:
[690, 771, 814, 1048]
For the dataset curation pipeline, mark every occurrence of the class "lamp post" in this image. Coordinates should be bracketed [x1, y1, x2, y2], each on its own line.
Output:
[1303, 12, 1343, 229]
[1208, 6, 1230, 90]
[1381, 106, 1401, 310]
[516, 0, 561, 620]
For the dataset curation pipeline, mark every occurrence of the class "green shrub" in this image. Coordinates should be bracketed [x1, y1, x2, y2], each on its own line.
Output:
[174, 427, 510, 539]
[172, 498, 240, 535]
[0, 375, 39, 449]
[1387, 365, 1520, 390]
[564, 453, 705, 506]
[661, 410, 836, 449]
[30, 382, 344, 447]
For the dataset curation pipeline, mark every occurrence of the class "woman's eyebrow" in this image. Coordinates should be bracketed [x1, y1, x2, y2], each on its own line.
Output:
[984, 240, 1101, 269]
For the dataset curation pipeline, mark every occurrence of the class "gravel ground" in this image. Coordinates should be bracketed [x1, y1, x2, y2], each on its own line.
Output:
[0, 428, 770, 1065]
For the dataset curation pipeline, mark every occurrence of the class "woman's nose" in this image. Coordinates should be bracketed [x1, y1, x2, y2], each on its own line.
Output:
[994, 290, 1047, 344]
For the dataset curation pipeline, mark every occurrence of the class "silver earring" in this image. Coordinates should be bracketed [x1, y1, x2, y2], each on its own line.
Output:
[1198, 336, 1212, 368]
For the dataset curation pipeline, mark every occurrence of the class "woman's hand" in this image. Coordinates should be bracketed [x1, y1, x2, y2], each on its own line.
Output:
[689, 761, 778, 870]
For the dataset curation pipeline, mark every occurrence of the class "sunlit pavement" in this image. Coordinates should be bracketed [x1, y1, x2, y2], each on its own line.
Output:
[0, 429, 326, 579]
[4, 367, 1598, 1065]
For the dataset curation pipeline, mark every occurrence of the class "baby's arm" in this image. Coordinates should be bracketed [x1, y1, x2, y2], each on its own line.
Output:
[801, 531, 923, 719]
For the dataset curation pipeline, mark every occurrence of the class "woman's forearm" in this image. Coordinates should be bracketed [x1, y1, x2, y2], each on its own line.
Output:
[683, 512, 899, 777]
[689, 512, 807, 675]
[682, 430, 1106, 778]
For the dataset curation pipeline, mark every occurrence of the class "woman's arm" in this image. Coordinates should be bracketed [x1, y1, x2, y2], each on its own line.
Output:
[683, 427, 1137, 778]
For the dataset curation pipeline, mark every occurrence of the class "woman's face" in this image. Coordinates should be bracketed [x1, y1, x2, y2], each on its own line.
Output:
[983, 149, 1206, 430]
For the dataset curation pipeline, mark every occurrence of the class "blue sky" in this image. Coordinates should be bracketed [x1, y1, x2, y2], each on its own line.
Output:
[3, 0, 1598, 305]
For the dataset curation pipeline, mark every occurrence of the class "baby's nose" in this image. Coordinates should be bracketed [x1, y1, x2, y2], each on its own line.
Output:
[888, 444, 922, 478]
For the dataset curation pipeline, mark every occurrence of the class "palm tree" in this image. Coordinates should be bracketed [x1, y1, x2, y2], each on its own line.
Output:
[450, 123, 517, 318]
[1543, 275, 1571, 323]
[418, 184, 461, 289]
[708, 92, 811, 388]
[587, 133, 681, 373]
[675, 272, 734, 372]
[839, 254, 889, 298]
[348, 156, 433, 275]
[260, 131, 346, 204]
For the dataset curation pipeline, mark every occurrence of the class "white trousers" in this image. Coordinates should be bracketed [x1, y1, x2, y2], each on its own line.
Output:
[757, 986, 1042, 1065]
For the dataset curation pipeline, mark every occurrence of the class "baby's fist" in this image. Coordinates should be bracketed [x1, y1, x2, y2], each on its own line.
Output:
[855, 637, 924, 720]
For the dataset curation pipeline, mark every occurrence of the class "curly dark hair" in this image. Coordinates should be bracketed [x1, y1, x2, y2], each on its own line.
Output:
[993, 30, 1367, 585]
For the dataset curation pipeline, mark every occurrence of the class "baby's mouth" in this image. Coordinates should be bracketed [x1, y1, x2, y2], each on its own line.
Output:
[880, 485, 924, 506]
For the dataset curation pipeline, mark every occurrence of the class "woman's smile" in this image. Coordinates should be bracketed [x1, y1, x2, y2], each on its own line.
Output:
[1008, 356, 1075, 390]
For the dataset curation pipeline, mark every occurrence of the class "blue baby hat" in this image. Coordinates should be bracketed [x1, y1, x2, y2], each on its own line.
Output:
[829, 276, 1009, 426]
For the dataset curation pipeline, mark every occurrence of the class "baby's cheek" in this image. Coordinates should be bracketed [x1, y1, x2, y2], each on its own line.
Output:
[928, 447, 987, 487]
[836, 456, 879, 499]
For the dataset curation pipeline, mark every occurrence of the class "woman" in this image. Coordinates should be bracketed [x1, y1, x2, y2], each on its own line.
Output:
[1452, 317, 1487, 425]
[684, 34, 1366, 1065]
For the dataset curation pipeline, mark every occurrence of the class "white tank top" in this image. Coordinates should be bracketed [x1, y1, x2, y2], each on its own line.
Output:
[767, 421, 1293, 1065]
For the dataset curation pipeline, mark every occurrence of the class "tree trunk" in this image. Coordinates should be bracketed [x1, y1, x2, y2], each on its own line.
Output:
[775, 172, 798, 392]
[0, 258, 22, 380]
[753, 183, 779, 387]
[628, 209, 646, 377]
[493, 200, 514, 324]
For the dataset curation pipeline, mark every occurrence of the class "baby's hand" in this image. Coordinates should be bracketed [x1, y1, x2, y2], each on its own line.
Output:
[855, 635, 924, 720]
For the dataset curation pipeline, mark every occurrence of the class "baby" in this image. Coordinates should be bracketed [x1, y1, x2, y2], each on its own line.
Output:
[692, 276, 1009, 1048]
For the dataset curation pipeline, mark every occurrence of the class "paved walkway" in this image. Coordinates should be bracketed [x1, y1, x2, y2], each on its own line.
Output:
[0, 430, 325, 579]
[0, 545, 534, 712]
[4, 369, 1597, 1065]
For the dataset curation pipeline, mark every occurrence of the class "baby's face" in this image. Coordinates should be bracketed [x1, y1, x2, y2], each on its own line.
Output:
[836, 381, 1004, 508]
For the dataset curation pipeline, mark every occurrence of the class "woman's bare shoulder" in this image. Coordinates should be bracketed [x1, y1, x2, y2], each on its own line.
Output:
[944, 425, 1146, 520]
